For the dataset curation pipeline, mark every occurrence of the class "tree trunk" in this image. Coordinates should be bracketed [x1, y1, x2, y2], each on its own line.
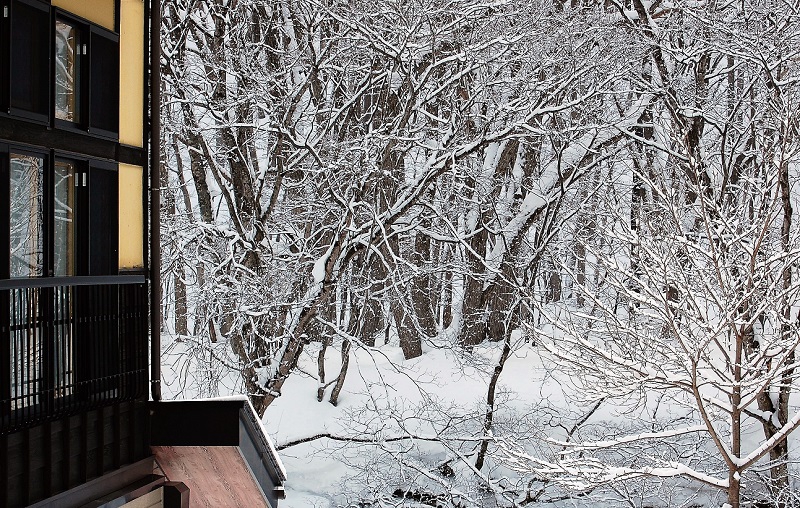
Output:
[329, 339, 351, 406]
[174, 261, 188, 337]
[317, 337, 329, 402]
[394, 305, 422, 360]
[475, 336, 511, 470]
[727, 470, 741, 508]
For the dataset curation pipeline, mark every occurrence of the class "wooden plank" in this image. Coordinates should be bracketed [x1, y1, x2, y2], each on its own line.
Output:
[113, 402, 121, 469]
[28, 424, 46, 502]
[153, 446, 267, 508]
[0, 116, 147, 166]
[1, 434, 8, 507]
[62, 416, 71, 491]
[122, 486, 164, 508]
[44, 421, 52, 497]
[98, 405, 106, 475]
[80, 411, 88, 483]
[3, 404, 150, 506]
[23, 427, 30, 504]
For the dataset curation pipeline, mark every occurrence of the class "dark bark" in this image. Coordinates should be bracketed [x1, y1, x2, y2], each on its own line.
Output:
[461, 218, 489, 348]
[317, 337, 329, 402]
[328, 340, 351, 406]
[394, 304, 423, 360]
[475, 336, 512, 470]
[174, 261, 188, 337]
[409, 230, 437, 337]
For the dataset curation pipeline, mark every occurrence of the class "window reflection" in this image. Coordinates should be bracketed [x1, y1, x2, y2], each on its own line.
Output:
[55, 20, 82, 123]
[10, 288, 42, 409]
[54, 161, 76, 276]
[10, 154, 44, 278]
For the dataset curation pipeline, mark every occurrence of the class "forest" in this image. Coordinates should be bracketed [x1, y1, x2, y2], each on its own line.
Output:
[158, 0, 800, 506]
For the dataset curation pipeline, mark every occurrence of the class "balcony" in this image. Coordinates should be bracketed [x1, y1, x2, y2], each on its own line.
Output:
[1, 277, 149, 434]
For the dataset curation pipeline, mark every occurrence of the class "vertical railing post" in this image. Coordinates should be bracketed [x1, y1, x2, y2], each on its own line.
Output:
[150, 0, 162, 402]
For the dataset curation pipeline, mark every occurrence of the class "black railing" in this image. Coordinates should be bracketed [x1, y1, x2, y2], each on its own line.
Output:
[0, 278, 148, 434]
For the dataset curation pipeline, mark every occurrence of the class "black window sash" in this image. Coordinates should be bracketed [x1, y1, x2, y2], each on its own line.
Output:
[8, 0, 50, 123]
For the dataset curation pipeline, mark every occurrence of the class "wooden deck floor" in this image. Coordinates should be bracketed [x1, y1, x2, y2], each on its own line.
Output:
[152, 446, 268, 508]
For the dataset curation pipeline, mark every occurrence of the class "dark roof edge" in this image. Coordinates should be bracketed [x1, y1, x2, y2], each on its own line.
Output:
[239, 398, 288, 483]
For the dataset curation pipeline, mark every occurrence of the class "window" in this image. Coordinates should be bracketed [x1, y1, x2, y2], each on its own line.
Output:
[4, 1, 120, 136]
[9, 152, 44, 278]
[53, 160, 77, 276]
[89, 28, 119, 135]
[9, 0, 49, 119]
[2, 150, 118, 279]
[54, 18, 84, 123]
[88, 163, 118, 274]
[52, 12, 119, 137]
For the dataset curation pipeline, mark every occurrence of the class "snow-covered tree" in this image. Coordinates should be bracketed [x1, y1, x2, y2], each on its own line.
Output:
[160, 0, 647, 412]
[519, 2, 800, 505]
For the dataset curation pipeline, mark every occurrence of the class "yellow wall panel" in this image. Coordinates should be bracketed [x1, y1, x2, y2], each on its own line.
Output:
[51, 0, 116, 31]
[119, 0, 145, 148]
[119, 164, 144, 269]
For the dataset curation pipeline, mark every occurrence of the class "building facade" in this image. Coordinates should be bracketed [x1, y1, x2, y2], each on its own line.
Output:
[0, 2, 285, 506]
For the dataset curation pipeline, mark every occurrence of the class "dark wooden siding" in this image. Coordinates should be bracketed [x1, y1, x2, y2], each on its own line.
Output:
[2, 400, 149, 507]
[1, 280, 150, 507]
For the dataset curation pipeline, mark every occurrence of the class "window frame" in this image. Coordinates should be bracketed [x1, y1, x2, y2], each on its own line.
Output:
[1, 2, 121, 141]
[0, 0, 9, 115]
[0, 143, 120, 282]
[52, 154, 89, 277]
[51, 7, 119, 140]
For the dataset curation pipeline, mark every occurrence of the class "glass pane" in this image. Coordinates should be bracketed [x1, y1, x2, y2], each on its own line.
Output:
[10, 1, 49, 115]
[55, 20, 82, 123]
[90, 31, 119, 133]
[10, 154, 44, 278]
[89, 167, 118, 275]
[54, 161, 76, 276]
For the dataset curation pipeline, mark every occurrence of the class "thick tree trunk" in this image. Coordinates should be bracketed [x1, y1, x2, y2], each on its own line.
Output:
[461, 225, 489, 348]
[409, 231, 437, 337]
[394, 305, 423, 360]
[727, 470, 741, 508]
[353, 250, 386, 347]
[174, 261, 188, 337]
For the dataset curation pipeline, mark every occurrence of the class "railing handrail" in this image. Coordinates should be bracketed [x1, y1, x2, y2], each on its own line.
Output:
[0, 274, 146, 290]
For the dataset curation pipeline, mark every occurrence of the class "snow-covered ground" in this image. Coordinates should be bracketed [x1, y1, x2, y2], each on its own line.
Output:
[161, 331, 800, 507]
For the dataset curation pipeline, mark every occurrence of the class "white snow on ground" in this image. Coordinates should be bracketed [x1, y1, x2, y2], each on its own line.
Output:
[161, 332, 800, 507]
[263, 342, 550, 507]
